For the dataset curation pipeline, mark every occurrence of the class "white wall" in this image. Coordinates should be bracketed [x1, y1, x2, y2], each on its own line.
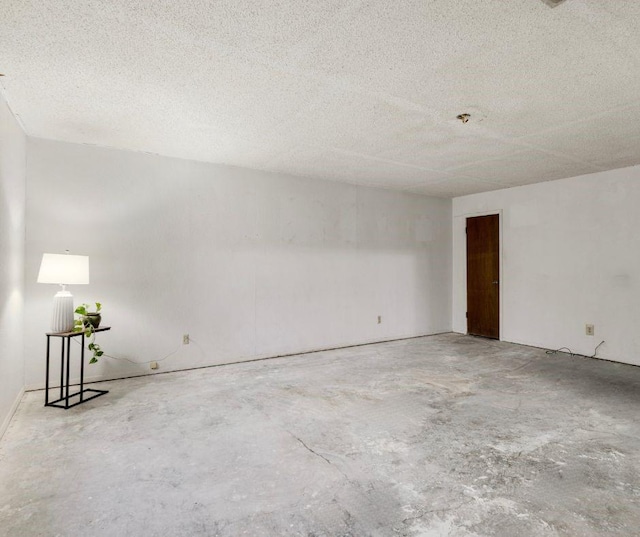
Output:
[453, 169, 640, 366]
[0, 94, 26, 437]
[24, 138, 452, 388]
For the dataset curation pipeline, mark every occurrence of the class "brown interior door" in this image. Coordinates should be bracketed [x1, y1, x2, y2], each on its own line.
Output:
[466, 214, 500, 339]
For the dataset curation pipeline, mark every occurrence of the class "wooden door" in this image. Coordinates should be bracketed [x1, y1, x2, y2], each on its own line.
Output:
[466, 214, 500, 339]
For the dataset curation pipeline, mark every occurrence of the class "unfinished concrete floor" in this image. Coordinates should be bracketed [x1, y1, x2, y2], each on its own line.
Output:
[1, 333, 640, 536]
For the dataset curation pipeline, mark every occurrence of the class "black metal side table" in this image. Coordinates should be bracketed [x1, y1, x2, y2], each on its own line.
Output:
[45, 327, 111, 409]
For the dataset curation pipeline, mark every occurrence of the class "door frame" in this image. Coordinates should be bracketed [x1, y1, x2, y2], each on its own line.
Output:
[453, 209, 504, 340]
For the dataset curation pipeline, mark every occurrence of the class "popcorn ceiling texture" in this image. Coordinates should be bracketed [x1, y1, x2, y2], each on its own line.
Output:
[1, 0, 640, 197]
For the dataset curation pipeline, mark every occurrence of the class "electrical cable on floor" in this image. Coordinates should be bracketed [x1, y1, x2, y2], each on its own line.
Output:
[72, 337, 187, 365]
[589, 340, 605, 358]
[103, 344, 182, 366]
[546, 340, 605, 359]
[545, 346, 576, 357]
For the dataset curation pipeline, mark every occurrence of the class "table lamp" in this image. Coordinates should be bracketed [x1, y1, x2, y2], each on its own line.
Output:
[37, 252, 90, 332]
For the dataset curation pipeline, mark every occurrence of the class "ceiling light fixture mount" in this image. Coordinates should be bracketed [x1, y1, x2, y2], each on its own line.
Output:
[456, 113, 471, 124]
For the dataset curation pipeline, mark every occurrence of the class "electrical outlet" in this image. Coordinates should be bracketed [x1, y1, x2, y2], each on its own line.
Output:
[183, 334, 190, 345]
[150, 361, 158, 370]
[585, 324, 595, 336]
[377, 315, 382, 324]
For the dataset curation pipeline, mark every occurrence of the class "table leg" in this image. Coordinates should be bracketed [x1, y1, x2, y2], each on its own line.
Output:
[65, 336, 71, 409]
[80, 333, 85, 402]
[59, 338, 65, 400]
[45, 335, 51, 406]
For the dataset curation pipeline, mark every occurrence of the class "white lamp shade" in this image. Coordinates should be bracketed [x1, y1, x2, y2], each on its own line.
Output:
[37, 253, 90, 285]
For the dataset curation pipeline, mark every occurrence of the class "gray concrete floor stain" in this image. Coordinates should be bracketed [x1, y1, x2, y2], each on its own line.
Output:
[1, 333, 639, 536]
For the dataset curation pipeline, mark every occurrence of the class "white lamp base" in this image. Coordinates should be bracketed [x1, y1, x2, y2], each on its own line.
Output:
[51, 289, 75, 333]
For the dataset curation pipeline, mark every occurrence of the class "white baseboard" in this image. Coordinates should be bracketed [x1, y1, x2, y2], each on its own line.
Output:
[0, 387, 25, 442]
[25, 329, 453, 391]
[25, 374, 106, 392]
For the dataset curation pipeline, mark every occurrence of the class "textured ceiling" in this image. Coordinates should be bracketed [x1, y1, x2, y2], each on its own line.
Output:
[1, 1, 640, 198]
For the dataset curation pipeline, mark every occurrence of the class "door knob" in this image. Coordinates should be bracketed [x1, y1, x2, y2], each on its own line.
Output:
[492, 281, 499, 285]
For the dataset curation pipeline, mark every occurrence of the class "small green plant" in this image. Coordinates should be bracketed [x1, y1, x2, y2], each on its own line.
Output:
[74, 302, 104, 364]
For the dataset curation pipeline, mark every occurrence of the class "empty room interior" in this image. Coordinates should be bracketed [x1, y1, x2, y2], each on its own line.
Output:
[1, 1, 640, 536]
